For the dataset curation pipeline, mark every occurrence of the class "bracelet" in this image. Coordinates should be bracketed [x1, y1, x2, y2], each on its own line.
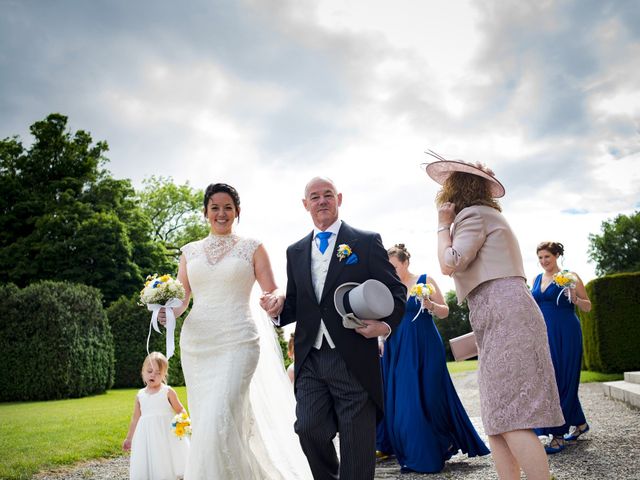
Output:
[437, 225, 450, 233]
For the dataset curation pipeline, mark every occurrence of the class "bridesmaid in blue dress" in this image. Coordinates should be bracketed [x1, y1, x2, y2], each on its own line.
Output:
[376, 244, 490, 473]
[532, 241, 592, 454]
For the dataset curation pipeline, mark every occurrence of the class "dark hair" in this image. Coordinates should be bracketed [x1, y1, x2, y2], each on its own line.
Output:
[435, 172, 501, 214]
[387, 243, 411, 263]
[536, 241, 564, 257]
[204, 183, 241, 222]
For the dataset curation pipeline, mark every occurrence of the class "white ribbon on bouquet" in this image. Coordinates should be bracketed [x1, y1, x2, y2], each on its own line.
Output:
[556, 285, 575, 306]
[146, 298, 183, 359]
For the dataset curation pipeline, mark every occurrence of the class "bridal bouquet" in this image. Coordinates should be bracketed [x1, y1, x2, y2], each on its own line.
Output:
[140, 274, 186, 305]
[171, 411, 192, 439]
[140, 274, 186, 359]
[552, 270, 578, 305]
[409, 283, 436, 321]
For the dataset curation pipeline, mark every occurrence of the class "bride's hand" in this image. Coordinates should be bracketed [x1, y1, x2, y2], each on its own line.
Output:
[158, 307, 167, 326]
[260, 292, 284, 318]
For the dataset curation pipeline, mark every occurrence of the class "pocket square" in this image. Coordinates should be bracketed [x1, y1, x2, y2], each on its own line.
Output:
[345, 252, 359, 265]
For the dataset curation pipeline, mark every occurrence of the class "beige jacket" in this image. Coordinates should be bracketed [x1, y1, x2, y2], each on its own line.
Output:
[444, 205, 526, 301]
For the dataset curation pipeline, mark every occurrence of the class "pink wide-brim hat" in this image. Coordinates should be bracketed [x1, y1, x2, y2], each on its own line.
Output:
[423, 150, 506, 198]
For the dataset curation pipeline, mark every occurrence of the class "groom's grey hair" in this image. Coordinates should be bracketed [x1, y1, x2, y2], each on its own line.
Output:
[304, 176, 338, 198]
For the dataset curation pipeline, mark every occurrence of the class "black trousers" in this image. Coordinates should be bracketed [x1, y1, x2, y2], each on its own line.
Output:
[294, 343, 377, 480]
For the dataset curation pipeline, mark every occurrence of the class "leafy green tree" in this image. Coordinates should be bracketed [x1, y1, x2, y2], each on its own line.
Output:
[138, 176, 208, 262]
[588, 211, 640, 276]
[0, 114, 167, 303]
[433, 290, 472, 361]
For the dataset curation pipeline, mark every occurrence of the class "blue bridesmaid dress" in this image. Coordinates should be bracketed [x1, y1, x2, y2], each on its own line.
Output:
[376, 274, 489, 473]
[532, 273, 586, 436]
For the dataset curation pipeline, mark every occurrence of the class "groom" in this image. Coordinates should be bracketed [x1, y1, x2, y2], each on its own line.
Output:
[269, 176, 406, 480]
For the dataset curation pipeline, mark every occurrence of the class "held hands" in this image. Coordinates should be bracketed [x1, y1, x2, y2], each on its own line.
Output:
[260, 291, 284, 317]
[355, 320, 390, 339]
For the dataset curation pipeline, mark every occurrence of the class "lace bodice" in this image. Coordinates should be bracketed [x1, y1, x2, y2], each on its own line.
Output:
[181, 234, 260, 307]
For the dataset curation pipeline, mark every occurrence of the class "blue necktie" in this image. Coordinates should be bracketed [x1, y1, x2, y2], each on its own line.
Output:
[316, 231, 332, 254]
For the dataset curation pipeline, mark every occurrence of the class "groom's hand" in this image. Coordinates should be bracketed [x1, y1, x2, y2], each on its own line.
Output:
[355, 320, 391, 339]
[260, 292, 284, 317]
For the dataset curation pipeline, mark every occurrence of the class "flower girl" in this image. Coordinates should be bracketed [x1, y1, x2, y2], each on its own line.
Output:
[123, 352, 190, 480]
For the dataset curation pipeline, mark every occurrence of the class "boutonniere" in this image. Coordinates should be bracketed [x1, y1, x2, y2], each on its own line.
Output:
[336, 244, 359, 265]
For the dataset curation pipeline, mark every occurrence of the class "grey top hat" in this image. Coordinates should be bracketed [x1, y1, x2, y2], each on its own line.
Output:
[334, 279, 394, 329]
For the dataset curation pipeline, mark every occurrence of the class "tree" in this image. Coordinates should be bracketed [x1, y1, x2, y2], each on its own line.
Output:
[138, 176, 208, 262]
[0, 114, 168, 303]
[588, 211, 640, 276]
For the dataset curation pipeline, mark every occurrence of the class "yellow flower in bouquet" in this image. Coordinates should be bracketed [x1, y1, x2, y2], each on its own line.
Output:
[140, 273, 186, 305]
[409, 283, 435, 300]
[553, 270, 578, 305]
[409, 283, 436, 321]
[140, 273, 186, 360]
[552, 270, 577, 288]
[171, 411, 192, 439]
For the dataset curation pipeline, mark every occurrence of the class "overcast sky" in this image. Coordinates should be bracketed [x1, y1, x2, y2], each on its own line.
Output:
[2, 0, 639, 294]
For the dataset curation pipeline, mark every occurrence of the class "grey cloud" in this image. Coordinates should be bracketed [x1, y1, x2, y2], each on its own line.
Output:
[0, 0, 366, 169]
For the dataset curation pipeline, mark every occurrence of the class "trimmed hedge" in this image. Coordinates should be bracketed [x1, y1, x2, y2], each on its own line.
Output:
[579, 272, 640, 373]
[0, 281, 114, 401]
[107, 295, 185, 388]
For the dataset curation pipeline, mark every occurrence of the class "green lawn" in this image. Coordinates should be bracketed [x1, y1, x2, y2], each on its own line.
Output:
[0, 367, 624, 479]
[446, 359, 479, 374]
[0, 387, 187, 480]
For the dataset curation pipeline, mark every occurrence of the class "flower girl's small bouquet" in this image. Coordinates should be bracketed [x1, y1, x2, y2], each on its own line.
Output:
[171, 411, 192, 439]
[140, 274, 185, 359]
[409, 283, 436, 321]
[552, 270, 578, 305]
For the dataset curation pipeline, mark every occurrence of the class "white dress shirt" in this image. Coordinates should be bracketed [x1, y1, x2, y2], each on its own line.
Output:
[310, 219, 342, 349]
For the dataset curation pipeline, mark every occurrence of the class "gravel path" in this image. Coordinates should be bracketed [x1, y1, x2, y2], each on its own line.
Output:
[34, 371, 640, 480]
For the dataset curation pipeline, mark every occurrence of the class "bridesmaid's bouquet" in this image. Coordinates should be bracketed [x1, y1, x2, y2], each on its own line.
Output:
[552, 270, 578, 305]
[171, 411, 192, 439]
[140, 274, 186, 359]
[409, 283, 436, 321]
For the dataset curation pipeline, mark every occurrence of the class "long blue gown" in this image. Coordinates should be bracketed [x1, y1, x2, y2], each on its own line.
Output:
[531, 273, 586, 436]
[376, 274, 489, 473]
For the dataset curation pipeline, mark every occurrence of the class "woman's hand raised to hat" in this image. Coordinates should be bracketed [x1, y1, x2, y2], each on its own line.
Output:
[355, 320, 391, 339]
[438, 202, 456, 227]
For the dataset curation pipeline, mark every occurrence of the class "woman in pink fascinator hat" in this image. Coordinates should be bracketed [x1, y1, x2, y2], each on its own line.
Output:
[424, 150, 564, 480]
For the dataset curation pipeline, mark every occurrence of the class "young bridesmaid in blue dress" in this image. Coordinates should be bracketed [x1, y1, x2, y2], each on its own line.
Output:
[532, 241, 592, 454]
[376, 244, 489, 473]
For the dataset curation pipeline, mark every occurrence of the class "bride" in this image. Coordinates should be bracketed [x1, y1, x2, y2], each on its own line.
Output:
[159, 183, 311, 479]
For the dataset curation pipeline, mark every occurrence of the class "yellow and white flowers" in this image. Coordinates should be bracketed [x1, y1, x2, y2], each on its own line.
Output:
[553, 269, 578, 305]
[140, 274, 185, 306]
[140, 274, 185, 360]
[409, 283, 435, 300]
[552, 270, 577, 288]
[409, 283, 436, 321]
[336, 244, 352, 261]
[171, 411, 192, 439]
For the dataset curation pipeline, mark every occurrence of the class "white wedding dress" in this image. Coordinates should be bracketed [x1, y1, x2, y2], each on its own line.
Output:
[180, 233, 311, 480]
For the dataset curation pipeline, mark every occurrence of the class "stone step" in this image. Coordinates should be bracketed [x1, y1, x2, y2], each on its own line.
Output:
[624, 371, 640, 384]
[602, 379, 640, 409]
